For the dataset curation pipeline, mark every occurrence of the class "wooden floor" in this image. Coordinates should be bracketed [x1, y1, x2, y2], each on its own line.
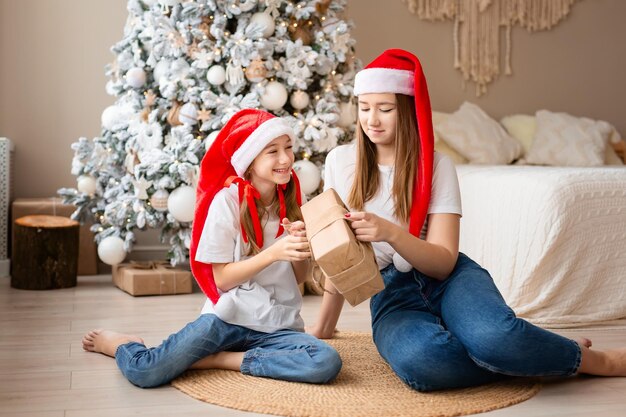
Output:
[1, 275, 625, 417]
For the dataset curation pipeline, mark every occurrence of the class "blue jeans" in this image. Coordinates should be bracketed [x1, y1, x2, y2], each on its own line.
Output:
[115, 314, 342, 388]
[370, 253, 581, 392]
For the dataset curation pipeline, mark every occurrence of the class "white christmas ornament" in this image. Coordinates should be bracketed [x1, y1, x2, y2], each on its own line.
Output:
[178, 103, 198, 125]
[126, 67, 146, 88]
[77, 175, 97, 195]
[168, 185, 196, 222]
[290, 90, 310, 110]
[337, 102, 356, 128]
[153, 59, 171, 83]
[206, 65, 226, 85]
[205, 130, 220, 151]
[260, 81, 288, 111]
[293, 159, 321, 195]
[158, 0, 180, 6]
[98, 236, 126, 265]
[249, 12, 275, 38]
[101, 105, 122, 130]
[150, 189, 169, 211]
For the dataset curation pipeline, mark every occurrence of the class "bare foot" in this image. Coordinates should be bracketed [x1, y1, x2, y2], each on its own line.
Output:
[576, 337, 592, 349]
[578, 342, 626, 377]
[82, 329, 144, 358]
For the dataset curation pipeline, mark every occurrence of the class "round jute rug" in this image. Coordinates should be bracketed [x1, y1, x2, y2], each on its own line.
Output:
[171, 332, 540, 417]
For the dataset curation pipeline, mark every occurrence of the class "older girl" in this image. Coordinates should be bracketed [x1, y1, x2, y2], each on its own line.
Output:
[310, 49, 626, 391]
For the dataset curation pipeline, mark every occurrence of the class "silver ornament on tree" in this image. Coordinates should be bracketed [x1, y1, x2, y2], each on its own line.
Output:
[101, 104, 132, 131]
[178, 103, 198, 125]
[260, 81, 288, 111]
[206, 65, 226, 85]
[125, 67, 147, 88]
[290, 90, 310, 110]
[168, 185, 196, 222]
[293, 159, 321, 195]
[153, 58, 172, 83]
[77, 175, 97, 195]
[150, 189, 169, 211]
[97, 236, 126, 265]
[248, 12, 275, 38]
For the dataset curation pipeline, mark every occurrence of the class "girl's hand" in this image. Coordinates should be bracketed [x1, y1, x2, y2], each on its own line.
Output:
[306, 325, 336, 339]
[282, 218, 307, 238]
[268, 234, 311, 262]
[345, 211, 394, 242]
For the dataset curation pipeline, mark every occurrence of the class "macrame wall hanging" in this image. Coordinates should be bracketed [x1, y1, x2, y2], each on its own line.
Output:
[402, 0, 578, 95]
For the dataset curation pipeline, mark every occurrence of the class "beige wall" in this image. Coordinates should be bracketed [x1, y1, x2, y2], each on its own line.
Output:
[0, 0, 128, 198]
[1, 0, 625, 200]
[347, 0, 626, 129]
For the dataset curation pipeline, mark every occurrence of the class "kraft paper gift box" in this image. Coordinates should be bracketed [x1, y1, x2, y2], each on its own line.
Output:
[11, 197, 98, 275]
[112, 261, 193, 296]
[300, 188, 384, 306]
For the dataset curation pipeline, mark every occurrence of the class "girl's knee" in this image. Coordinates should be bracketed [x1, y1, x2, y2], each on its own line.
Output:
[463, 317, 525, 368]
[122, 363, 169, 388]
[306, 345, 342, 383]
[117, 353, 173, 388]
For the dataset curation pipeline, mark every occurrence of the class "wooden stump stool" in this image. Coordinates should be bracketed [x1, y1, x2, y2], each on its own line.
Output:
[11, 215, 79, 290]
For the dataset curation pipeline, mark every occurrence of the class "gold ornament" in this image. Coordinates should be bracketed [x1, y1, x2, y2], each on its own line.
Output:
[288, 18, 313, 45]
[144, 90, 157, 107]
[199, 15, 215, 41]
[245, 59, 267, 83]
[315, 0, 332, 15]
[187, 40, 201, 58]
[197, 108, 211, 122]
[167, 102, 183, 127]
[141, 90, 157, 122]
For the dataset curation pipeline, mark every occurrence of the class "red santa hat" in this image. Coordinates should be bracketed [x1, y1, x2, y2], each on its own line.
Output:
[190, 109, 302, 304]
[353, 49, 434, 237]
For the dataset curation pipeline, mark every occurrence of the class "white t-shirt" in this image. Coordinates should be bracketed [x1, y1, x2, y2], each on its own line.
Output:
[324, 143, 462, 270]
[195, 184, 305, 333]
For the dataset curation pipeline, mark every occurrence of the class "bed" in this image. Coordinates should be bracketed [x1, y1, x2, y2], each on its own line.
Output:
[456, 165, 626, 327]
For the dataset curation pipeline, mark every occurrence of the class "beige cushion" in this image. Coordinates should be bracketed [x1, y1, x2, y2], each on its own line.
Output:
[500, 114, 536, 155]
[435, 102, 523, 164]
[432, 111, 468, 164]
[525, 110, 612, 167]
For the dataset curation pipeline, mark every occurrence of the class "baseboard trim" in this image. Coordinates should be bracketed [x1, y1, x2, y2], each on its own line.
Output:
[0, 258, 10, 278]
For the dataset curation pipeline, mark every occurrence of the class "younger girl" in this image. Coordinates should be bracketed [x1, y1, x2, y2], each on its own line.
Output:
[83, 109, 342, 388]
[310, 49, 626, 391]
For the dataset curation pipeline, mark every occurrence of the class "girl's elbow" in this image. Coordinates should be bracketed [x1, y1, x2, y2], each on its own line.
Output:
[432, 250, 458, 280]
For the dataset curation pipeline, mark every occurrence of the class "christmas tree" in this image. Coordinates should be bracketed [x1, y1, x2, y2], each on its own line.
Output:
[59, 0, 360, 266]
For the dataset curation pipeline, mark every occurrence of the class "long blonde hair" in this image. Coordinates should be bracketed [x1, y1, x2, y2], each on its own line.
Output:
[348, 94, 419, 223]
[240, 175, 302, 256]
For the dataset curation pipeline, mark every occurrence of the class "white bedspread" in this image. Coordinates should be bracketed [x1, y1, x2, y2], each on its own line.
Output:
[456, 165, 626, 327]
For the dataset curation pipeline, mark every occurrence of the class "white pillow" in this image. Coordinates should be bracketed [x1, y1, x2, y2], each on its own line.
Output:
[435, 102, 523, 164]
[525, 110, 612, 167]
[501, 113, 623, 166]
[432, 111, 468, 165]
